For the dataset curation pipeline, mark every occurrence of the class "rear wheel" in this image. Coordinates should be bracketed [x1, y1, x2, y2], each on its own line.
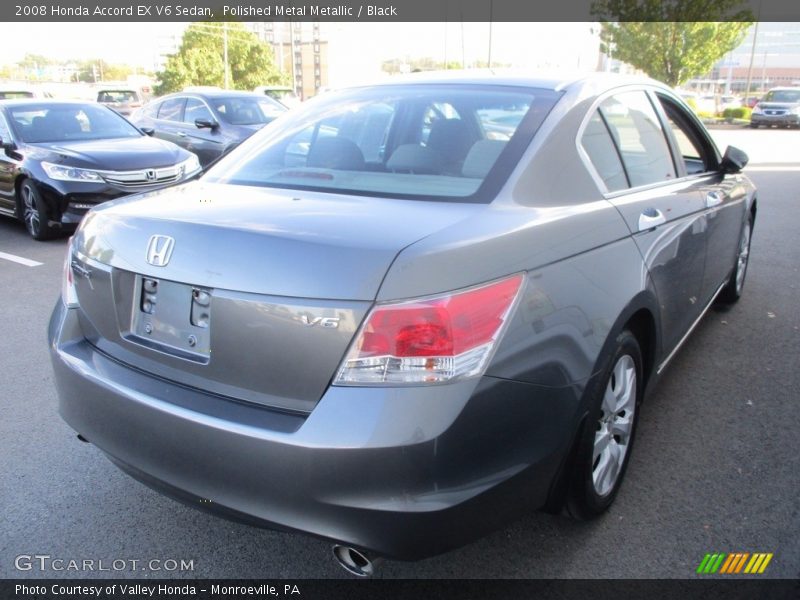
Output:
[718, 217, 752, 304]
[566, 330, 643, 519]
[18, 179, 55, 241]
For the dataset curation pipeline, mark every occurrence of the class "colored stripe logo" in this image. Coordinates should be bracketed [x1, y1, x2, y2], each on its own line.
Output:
[696, 552, 773, 574]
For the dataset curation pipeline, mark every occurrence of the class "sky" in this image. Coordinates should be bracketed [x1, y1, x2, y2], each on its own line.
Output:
[0, 22, 601, 86]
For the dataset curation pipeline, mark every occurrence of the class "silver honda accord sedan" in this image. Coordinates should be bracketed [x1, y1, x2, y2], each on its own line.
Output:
[49, 73, 756, 575]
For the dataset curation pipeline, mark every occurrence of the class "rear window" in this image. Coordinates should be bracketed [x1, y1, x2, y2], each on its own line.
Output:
[204, 84, 560, 202]
[97, 90, 139, 103]
[0, 91, 34, 100]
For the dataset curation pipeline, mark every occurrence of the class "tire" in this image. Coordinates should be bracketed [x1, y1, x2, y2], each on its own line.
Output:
[749, 123, 759, 128]
[566, 330, 643, 520]
[718, 217, 753, 304]
[18, 179, 55, 241]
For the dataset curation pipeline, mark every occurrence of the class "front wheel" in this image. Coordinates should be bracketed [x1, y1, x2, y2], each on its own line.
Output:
[718, 218, 752, 304]
[19, 179, 55, 241]
[566, 330, 643, 519]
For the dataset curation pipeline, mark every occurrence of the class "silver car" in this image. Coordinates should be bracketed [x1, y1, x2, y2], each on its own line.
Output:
[49, 73, 756, 575]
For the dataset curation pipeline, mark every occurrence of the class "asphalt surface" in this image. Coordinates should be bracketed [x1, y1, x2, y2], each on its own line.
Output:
[0, 128, 798, 580]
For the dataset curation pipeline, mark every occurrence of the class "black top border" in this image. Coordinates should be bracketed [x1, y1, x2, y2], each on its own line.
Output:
[4, 0, 800, 22]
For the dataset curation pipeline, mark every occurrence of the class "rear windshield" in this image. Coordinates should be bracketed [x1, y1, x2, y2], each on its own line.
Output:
[8, 103, 142, 143]
[763, 89, 800, 103]
[0, 91, 34, 99]
[204, 84, 561, 202]
[97, 90, 139, 103]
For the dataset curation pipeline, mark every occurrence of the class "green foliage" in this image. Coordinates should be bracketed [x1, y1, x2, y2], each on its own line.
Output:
[155, 22, 286, 95]
[592, 1, 753, 87]
[74, 60, 132, 83]
[683, 96, 698, 111]
[723, 106, 751, 120]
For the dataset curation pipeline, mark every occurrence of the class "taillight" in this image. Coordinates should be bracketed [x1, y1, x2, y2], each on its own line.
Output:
[334, 274, 524, 385]
[61, 238, 79, 308]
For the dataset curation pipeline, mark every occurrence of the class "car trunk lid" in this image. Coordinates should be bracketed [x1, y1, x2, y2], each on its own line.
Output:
[70, 182, 480, 412]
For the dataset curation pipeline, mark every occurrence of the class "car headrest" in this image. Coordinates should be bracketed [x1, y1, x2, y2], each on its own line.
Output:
[461, 140, 506, 179]
[306, 137, 366, 171]
[386, 144, 443, 174]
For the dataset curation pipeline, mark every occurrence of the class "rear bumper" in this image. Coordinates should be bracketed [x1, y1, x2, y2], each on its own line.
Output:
[48, 300, 580, 560]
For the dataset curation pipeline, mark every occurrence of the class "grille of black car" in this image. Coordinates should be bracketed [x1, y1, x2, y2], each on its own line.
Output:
[102, 165, 183, 188]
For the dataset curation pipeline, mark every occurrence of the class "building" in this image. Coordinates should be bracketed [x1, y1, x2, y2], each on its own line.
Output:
[249, 22, 329, 100]
[706, 23, 800, 94]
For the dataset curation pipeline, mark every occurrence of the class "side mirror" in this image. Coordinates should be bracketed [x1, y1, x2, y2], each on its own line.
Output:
[720, 145, 748, 174]
[0, 137, 15, 152]
[195, 118, 219, 130]
[140, 127, 155, 137]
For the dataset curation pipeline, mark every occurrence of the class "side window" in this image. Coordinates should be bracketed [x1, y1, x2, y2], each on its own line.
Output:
[581, 112, 629, 192]
[184, 98, 213, 124]
[142, 102, 159, 119]
[656, 95, 715, 175]
[599, 91, 676, 187]
[0, 113, 11, 142]
[157, 98, 185, 122]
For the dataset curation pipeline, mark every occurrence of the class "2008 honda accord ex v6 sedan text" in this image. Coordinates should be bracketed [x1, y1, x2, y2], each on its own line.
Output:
[49, 73, 756, 575]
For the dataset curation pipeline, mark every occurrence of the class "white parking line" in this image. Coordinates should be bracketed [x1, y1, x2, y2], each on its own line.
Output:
[0, 251, 43, 267]
[746, 166, 800, 172]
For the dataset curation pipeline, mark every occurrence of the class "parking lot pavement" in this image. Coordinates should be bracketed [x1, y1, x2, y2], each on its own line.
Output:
[0, 129, 798, 579]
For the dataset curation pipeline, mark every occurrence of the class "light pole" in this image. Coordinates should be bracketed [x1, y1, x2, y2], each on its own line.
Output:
[744, 21, 759, 103]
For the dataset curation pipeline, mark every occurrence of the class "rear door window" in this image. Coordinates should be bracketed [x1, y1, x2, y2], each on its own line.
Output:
[580, 112, 629, 192]
[157, 98, 185, 122]
[599, 91, 676, 188]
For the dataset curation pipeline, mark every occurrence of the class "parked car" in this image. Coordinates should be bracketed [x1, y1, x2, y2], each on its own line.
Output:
[0, 100, 200, 240]
[0, 86, 52, 100]
[719, 95, 742, 112]
[131, 90, 287, 167]
[750, 87, 800, 128]
[49, 73, 756, 574]
[253, 85, 301, 108]
[96, 88, 143, 117]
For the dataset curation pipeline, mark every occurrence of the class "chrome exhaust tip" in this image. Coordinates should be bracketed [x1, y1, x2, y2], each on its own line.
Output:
[332, 545, 382, 577]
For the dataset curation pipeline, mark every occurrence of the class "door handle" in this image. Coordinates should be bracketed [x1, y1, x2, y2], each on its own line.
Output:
[177, 131, 187, 137]
[706, 191, 723, 208]
[638, 208, 666, 232]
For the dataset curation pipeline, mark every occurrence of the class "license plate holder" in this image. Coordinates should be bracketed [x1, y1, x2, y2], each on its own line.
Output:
[129, 276, 212, 362]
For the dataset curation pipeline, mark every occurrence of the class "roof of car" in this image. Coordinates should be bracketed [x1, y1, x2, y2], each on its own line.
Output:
[336, 69, 668, 94]
[168, 89, 268, 99]
[0, 99, 98, 108]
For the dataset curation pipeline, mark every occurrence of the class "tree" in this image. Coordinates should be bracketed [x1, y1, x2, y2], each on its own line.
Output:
[74, 60, 133, 83]
[593, 0, 753, 87]
[155, 22, 286, 95]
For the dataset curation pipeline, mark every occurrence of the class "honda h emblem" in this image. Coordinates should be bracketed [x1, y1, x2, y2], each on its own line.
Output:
[145, 169, 157, 181]
[146, 235, 175, 267]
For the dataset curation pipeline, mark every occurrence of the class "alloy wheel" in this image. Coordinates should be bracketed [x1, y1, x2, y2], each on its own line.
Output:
[593, 354, 637, 496]
[21, 184, 41, 238]
[735, 222, 751, 295]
